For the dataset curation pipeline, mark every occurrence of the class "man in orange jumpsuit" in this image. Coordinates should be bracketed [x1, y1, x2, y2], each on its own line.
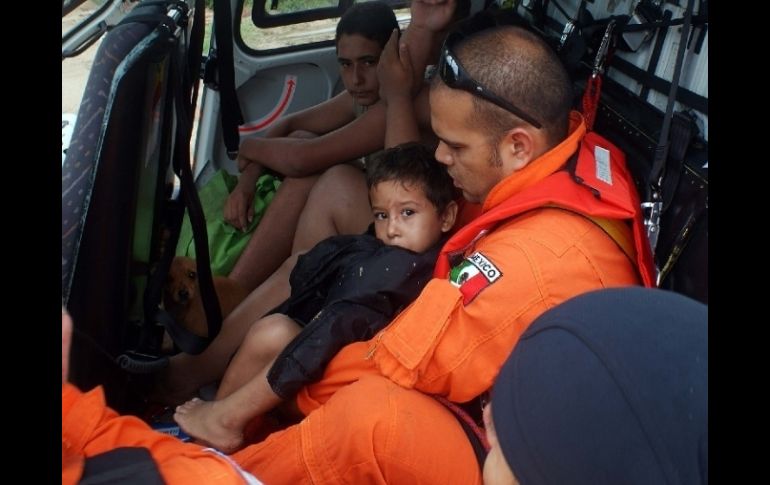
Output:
[229, 24, 656, 484]
[63, 24, 656, 485]
[62, 309, 261, 485]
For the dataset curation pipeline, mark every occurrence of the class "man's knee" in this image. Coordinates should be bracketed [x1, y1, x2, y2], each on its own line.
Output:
[307, 376, 482, 483]
[314, 165, 369, 229]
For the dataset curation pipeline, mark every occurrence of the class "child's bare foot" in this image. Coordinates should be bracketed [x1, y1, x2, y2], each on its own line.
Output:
[174, 398, 245, 453]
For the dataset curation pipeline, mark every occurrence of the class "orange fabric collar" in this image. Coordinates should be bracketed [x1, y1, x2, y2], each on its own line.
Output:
[482, 111, 586, 213]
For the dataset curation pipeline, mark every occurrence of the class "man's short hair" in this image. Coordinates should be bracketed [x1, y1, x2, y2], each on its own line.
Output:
[336, 1, 399, 49]
[366, 143, 457, 213]
[441, 26, 573, 146]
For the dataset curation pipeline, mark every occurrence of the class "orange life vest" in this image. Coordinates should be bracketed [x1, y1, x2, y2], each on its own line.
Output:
[435, 131, 656, 287]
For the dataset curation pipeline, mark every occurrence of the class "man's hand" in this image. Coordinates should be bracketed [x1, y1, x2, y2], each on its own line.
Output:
[378, 29, 416, 104]
[409, 0, 457, 32]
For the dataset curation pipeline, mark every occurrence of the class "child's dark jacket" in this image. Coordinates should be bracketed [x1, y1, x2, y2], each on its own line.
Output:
[267, 232, 440, 399]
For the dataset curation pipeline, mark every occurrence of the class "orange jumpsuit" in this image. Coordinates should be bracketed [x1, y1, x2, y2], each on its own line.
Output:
[230, 112, 655, 483]
[62, 384, 258, 485]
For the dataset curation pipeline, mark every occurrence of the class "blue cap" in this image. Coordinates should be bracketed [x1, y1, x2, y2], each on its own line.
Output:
[491, 287, 708, 485]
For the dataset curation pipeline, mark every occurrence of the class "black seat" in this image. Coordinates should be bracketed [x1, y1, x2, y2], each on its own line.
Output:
[62, 0, 203, 411]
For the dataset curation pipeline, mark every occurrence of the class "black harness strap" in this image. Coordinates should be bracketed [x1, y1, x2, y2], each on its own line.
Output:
[643, 0, 695, 260]
[638, 8, 671, 101]
[608, 57, 708, 115]
[80, 447, 164, 485]
[165, 29, 224, 354]
[212, 0, 244, 158]
[118, 0, 219, 363]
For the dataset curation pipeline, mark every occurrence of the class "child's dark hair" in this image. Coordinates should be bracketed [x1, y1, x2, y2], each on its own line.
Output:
[336, 1, 399, 49]
[366, 142, 456, 213]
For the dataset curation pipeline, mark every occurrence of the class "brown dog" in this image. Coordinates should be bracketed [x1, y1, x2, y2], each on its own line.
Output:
[164, 256, 249, 338]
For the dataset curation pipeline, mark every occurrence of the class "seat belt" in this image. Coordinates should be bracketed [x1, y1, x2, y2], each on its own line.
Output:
[210, 0, 244, 158]
[642, 0, 695, 267]
[144, 0, 219, 357]
[163, 26, 224, 354]
[117, 2, 220, 370]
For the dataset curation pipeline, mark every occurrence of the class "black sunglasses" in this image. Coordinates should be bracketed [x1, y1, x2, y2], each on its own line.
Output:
[437, 32, 543, 129]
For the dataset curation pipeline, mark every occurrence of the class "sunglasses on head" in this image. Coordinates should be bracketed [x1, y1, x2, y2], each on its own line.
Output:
[437, 32, 543, 129]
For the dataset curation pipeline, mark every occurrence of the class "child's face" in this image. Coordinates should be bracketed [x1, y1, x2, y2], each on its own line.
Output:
[337, 33, 382, 107]
[370, 180, 455, 253]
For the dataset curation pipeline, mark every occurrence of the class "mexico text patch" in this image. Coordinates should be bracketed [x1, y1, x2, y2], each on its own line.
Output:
[449, 252, 502, 305]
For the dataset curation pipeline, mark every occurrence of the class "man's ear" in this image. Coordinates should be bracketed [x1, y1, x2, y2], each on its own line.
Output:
[499, 126, 541, 173]
[440, 200, 459, 232]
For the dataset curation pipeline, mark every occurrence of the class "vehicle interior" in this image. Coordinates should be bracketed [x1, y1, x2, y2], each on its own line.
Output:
[62, 0, 707, 415]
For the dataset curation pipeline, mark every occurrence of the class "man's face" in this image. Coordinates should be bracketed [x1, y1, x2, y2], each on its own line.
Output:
[337, 33, 382, 107]
[430, 85, 506, 204]
[370, 180, 451, 254]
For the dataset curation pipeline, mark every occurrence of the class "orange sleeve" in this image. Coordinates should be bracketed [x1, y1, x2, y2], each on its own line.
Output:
[62, 384, 254, 484]
[373, 235, 547, 402]
[372, 210, 640, 402]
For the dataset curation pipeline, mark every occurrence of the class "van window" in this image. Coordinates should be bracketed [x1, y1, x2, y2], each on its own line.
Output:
[239, 0, 410, 53]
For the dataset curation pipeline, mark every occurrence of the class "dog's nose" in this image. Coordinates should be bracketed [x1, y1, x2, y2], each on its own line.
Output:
[178, 288, 189, 301]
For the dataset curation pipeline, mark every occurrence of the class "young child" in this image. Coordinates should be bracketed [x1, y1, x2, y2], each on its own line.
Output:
[174, 143, 458, 452]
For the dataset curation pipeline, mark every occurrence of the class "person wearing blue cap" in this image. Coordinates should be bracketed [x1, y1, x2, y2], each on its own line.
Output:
[483, 287, 708, 485]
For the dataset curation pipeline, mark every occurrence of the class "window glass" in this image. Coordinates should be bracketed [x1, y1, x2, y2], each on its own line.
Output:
[240, 0, 410, 52]
[268, 0, 338, 15]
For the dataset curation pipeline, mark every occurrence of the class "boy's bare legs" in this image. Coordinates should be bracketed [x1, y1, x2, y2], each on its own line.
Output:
[156, 254, 301, 404]
[229, 175, 318, 292]
[216, 313, 302, 399]
[291, 164, 373, 254]
[174, 314, 301, 453]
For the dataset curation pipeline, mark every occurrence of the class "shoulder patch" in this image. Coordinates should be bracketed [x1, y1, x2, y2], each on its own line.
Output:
[449, 251, 502, 305]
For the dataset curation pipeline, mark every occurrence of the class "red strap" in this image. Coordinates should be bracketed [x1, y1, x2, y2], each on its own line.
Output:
[433, 395, 490, 451]
[582, 74, 602, 132]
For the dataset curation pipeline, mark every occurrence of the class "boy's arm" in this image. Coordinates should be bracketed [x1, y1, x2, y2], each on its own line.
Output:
[239, 102, 387, 177]
[264, 90, 357, 138]
[401, 0, 457, 87]
[378, 30, 421, 147]
[225, 91, 356, 227]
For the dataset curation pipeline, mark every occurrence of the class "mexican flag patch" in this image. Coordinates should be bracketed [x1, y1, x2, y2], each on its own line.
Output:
[449, 252, 502, 305]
